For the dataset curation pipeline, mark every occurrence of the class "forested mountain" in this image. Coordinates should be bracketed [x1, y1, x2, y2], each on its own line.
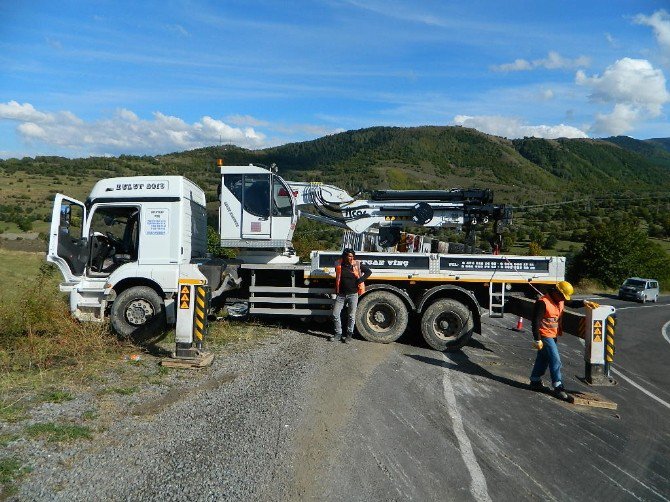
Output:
[602, 135, 670, 169]
[1, 126, 669, 230]
[5, 126, 668, 196]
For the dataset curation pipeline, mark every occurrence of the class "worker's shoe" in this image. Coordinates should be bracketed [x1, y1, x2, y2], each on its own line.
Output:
[330, 334, 342, 342]
[529, 380, 548, 392]
[553, 385, 570, 402]
[343, 334, 353, 343]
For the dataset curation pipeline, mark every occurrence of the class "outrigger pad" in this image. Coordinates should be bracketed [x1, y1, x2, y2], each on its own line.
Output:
[161, 351, 214, 369]
[568, 391, 617, 410]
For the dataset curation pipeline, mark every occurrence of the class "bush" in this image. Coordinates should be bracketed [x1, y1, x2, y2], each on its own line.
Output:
[527, 242, 543, 256]
[0, 264, 116, 374]
[543, 234, 558, 249]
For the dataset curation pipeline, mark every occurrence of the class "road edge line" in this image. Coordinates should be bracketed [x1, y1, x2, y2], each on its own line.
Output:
[440, 354, 492, 502]
[610, 367, 670, 411]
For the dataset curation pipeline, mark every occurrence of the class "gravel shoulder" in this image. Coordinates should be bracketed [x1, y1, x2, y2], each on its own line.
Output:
[4, 325, 392, 501]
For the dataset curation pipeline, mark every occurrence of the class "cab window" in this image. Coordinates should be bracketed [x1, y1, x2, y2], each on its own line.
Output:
[272, 176, 293, 217]
[88, 206, 140, 274]
[243, 175, 270, 218]
[60, 202, 84, 239]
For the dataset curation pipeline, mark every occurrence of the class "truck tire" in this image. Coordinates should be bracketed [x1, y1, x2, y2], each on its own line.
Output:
[356, 290, 409, 343]
[421, 299, 474, 352]
[111, 286, 167, 344]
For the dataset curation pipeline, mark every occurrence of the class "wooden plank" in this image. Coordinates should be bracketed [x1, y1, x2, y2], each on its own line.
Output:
[161, 352, 214, 369]
[569, 391, 617, 410]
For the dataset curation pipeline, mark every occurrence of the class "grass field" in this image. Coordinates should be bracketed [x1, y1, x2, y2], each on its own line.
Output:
[650, 237, 670, 253]
[0, 249, 45, 290]
[0, 247, 279, 429]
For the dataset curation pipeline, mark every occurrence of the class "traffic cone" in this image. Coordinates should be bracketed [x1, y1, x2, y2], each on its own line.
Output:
[513, 316, 524, 331]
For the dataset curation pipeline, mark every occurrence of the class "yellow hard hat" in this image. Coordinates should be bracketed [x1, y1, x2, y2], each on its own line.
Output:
[556, 281, 573, 300]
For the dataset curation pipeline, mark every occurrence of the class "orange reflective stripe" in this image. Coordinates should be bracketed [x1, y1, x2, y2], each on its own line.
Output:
[538, 295, 563, 338]
[335, 258, 365, 295]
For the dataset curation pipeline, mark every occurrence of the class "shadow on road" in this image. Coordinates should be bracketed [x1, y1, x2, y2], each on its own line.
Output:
[407, 351, 530, 391]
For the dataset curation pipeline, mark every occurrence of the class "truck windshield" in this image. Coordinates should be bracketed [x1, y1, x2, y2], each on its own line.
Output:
[623, 279, 646, 287]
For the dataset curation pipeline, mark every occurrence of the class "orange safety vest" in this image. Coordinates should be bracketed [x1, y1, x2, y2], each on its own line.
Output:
[335, 259, 366, 295]
[538, 294, 564, 338]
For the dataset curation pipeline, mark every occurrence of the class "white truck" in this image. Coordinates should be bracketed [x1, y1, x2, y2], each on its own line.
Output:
[47, 160, 566, 359]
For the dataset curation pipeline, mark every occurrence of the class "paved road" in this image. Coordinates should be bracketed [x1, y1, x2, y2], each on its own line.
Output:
[13, 296, 670, 501]
[293, 296, 670, 501]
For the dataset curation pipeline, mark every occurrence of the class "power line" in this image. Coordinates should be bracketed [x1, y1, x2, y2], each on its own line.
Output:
[512, 192, 670, 211]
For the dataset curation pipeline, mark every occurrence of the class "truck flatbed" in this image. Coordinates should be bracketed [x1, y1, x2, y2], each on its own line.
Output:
[307, 251, 565, 284]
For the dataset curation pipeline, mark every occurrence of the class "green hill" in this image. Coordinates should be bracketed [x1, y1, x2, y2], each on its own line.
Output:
[600, 135, 670, 170]
[1, 126, 669, 236]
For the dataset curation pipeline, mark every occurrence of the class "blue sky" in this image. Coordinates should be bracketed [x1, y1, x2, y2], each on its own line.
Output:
[1, 0, 669, 158]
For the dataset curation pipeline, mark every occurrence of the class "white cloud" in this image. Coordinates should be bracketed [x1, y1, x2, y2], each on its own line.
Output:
[271, 123, 346, 137]
[0, 102, 267, 155]
[494, 59, 533, 72]
[576, 57, 670, 134]
[0, 101, 49, 122]
[492, 51, 589, 72]
[541, 89, 554, 100]
[452, 115, 588, 139]
[634, 9, 670, 60]
[166, 24, 189, 37]
[226, 114, 270, 127]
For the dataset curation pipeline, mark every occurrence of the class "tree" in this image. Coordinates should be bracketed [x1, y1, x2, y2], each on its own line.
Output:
[543, 234, 558, 249]
[207, 226, 236, 258]
[568, 221, 670, 288]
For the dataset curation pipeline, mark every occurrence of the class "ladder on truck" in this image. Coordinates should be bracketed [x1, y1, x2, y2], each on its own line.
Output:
[489, 282, 506, 318]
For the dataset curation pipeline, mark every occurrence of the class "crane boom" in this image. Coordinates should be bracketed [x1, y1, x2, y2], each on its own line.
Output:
[218, 163, 511, 251]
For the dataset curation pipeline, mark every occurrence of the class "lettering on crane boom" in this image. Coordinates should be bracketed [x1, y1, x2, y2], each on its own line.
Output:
[179, 285, 191, 309]
[342, 208, 370, 219]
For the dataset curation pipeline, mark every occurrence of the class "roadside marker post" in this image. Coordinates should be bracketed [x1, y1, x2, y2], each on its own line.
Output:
[584, 305, 616, 385]
[165, 280, 214, 368]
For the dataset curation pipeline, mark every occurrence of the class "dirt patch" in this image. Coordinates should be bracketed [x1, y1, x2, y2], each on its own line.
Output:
[0, 238, 45, 253]
[131, 372, 239, 416]
[290, 341, 394, 499]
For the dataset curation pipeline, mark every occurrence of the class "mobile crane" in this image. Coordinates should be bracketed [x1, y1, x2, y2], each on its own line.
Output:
[47, 160, 566, 360]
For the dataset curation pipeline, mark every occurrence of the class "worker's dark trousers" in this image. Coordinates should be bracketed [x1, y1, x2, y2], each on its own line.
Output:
[332, 293, 358, 336]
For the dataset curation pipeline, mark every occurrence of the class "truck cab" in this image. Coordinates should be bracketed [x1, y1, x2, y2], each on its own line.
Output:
[48, 176, 209, 336]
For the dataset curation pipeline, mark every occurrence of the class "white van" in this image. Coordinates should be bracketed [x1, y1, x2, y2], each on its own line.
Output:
[618, 277, 660, 303]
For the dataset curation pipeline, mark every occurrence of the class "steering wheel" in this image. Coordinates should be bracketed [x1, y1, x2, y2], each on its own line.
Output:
[88, 232, 115, 272]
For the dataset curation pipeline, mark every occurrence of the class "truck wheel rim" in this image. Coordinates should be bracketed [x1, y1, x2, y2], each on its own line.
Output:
[433, 312, 461, 340]
[125, 299, 154, 326]
[367, 303, 396, 332]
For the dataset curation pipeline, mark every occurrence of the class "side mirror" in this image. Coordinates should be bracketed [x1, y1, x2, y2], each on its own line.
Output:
[60, 204, 71, 228]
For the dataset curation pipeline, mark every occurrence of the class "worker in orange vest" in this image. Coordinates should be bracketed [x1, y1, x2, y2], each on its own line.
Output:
[529, 281, 599, 400]
[331, 248, 372, 343]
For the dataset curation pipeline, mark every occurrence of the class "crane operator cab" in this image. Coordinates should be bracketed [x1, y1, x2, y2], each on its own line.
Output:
[219, 162, 299, 262]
